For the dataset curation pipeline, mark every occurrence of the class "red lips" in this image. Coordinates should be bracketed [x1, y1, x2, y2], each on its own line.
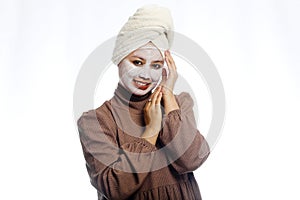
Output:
[133, 80, 151, 90]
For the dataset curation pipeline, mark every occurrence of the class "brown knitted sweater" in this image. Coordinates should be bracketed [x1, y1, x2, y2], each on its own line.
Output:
[77, 84, 210, 200]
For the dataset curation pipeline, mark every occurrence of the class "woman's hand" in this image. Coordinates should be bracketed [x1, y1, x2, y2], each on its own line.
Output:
[142, 86, 163, 145]
[160, 50, 179, 114]
[161, 50, 178, 95]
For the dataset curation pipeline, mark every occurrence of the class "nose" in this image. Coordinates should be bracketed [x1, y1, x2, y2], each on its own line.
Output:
[139, 73, 150, 80]
[138, 66, 151, 80]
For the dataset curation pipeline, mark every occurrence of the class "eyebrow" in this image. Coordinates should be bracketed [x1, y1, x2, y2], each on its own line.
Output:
[131, 56, 145, 61]
[131, 56, 163, 63]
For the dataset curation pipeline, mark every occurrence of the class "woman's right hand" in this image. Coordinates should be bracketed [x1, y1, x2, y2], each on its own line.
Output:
[142, 86, 163, 145]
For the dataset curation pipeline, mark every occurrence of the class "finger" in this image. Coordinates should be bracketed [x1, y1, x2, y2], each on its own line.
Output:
[167, 50, 175, 65]
[161, 68, 167, 85]
[165, 50, 176, 71]
[153, 85, 161, 95]
[146, 88, 160, 109]
[155, 92, 162, 105]
[144, 99, 151, 111]
[151, 86, 161, 106]
[149, 86, 160, 100]
[165, 57, 173, 73]
[153, 85, 161, 97]
[165, 57, 175, 79]
[165, 51, 171, 67]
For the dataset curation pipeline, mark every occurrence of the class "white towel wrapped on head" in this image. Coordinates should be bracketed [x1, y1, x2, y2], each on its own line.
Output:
[112, 5, 174, 65]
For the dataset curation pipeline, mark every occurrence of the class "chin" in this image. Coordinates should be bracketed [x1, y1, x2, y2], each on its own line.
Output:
[131, 88, 152, 96]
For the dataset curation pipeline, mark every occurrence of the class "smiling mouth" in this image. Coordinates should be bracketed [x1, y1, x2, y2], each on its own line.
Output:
[133, 80, 151, 90]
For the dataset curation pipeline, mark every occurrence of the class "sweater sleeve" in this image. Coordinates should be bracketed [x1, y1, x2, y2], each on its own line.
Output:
[77, 105, 156, 200]
[159, 92, 210, 174]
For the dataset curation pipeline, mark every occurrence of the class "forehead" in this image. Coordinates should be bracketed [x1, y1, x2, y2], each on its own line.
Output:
[130, 43, 163, 60]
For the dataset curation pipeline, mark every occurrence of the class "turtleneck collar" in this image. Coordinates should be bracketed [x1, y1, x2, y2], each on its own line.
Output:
[112, 83, 152, 114]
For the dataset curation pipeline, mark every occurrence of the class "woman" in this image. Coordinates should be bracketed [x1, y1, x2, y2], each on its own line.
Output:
[77, 5, 210, 200]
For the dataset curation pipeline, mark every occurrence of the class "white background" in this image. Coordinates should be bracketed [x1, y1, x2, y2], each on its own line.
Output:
[1, 0, 300, 199]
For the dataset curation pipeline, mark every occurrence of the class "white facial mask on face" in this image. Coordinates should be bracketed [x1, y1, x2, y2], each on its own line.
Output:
[118, 43, 164, 96]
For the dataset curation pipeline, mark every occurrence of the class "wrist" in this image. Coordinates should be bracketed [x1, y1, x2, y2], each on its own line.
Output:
[142, 128, 159, 145]
[163, 94, 179, 114]
[143, 126, 159, 137]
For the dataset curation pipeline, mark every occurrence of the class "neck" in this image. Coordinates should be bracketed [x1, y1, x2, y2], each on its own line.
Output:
[115, 83, 151, 102]
[112, 83, 152, 115]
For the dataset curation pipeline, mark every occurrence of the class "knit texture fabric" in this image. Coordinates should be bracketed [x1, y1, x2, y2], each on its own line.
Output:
[77, 84, 210, 200]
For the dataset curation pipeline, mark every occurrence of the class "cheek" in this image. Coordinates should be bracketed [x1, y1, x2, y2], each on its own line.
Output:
[150, 69, 162, 81]
[119, 61, 138, 78]
[126, 68, 142, 79]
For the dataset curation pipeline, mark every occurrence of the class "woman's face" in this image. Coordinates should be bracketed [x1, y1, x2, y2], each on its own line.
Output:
[118, 42, 164, 96]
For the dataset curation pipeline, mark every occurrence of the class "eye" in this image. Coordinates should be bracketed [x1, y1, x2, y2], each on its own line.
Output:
[133, 60, 143, 66]
[152, 64, 162, 69]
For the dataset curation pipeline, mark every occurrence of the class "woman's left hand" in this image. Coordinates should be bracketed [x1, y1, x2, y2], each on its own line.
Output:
[160, 50, 178, 97]
[160, 50, 179, 114]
